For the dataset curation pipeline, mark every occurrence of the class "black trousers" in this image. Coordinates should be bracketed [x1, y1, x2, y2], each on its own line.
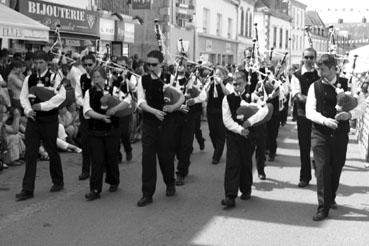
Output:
[175, 112, 197, 177]
[88, 129, 120, 193]
[297, 116, 312, 182]
[119, 116, 133, 158]
[207, 113, 225, 162]
[79, 109, 91, 174]
[279, 94, 290, 125]
[250, 124, 267, 175]
[22, 117, 63, 192]
[224, 132, 253, 198]
[266, 114, 280, 156]
[311, 129, 348, 213]
[193, 110, 205, 148]
[141, 118, 176, 197]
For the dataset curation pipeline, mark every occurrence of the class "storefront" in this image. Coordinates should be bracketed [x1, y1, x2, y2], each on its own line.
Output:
[99, 17, 115, 57]
[197, 34, 237, 65]
[116, 19, 136, 57]
[0, 4, 49, 51]
[18, 0, 99, 52]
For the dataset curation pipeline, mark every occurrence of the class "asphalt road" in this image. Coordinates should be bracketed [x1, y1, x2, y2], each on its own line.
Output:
[1, 119, 369, 246]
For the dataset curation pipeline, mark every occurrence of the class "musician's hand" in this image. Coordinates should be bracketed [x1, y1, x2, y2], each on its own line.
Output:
[163, 105, 175, 113]
[26, 110, 36, 121]
[214, 76, 222, 84]
[106, 107, 117, 116]
[178, 104, 189, 113]
[186, 98, 195, 106]
[32, 103, 41, 111]
[154, 109, 166, 121]
[335, 112, 352, 121]
[240, 128, 249, 138]
[13, 108, 21, 119]
[243, 120, 251, 129]
[323, 118, 338, 129]
[296, 93, 307, 103]
[101, 115, 111, 123]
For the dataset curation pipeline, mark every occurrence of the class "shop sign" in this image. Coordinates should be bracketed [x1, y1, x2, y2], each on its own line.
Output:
[64, 39, 81, 47]
[124, 23, 135, 43]
[0, 25, 48, 41]
[205, 39, 212, 52]
[100, 18, 115, 41]
[19, 0, 99, 36]
[132, 0, 151, 9]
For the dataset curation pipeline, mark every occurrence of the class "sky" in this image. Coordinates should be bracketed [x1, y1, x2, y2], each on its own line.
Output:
[300, 0, 369, 23]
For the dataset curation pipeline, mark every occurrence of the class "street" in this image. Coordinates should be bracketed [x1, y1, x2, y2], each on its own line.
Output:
[1, 119, 369, 246]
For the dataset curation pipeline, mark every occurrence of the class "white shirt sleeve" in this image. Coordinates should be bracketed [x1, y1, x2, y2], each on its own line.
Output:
[246, 105, 269, 126]
[136, 77, 146, 107]
[82, 89, 92, 119]
[305, 84, 328, 125]
[290, 75, 301, 98]
[222, 96, 244, 135]
[20, 75, 32, 115]
[40, 73, 66, 111]
[225, 83, 234, 94]
[75, 74, 84, 107]
[350, 93, 368, 119]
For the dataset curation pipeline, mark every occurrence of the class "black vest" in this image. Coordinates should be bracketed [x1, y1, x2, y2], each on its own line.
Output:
[313, 77, 349, 136]
[294, 69, 320, 117]
[207, 80, 226, 114]
[80, 73, 92, 98]
[87, 87, 119, 132]
[141, 72, 171, 123]
[28, 70, 58, 119]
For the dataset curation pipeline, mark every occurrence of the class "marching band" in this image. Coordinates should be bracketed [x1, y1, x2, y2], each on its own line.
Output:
[10, 19, 368, 222]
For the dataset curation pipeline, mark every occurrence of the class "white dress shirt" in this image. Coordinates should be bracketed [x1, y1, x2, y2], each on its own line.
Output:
[291, 66, 316, 98]
[20, 69, 66, 115]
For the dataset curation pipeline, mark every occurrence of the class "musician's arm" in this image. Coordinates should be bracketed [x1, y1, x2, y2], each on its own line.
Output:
[305, 84, 328, 125]
[291, 75, 303, 100]
[83, 90, 108, 120]
[20, 76, 32, 115]
[75, 75, 83, 107]
[222, 96, 243, 135]
[40, 80, 66, 111]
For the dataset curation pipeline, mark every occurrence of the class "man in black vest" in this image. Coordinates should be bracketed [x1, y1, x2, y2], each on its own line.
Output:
[16, 51, 66, 201]
[291, 48, 320, 188]
[75, 54, 96, 180]
[136, 50, 185, 207]
[306, 54, 352, 221]
[221, 70, 269, 209]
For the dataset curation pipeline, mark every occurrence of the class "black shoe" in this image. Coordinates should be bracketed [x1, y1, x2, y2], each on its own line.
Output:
[258, 173, 266, 180]
[137, 196, 153, 207]
[78, 172, 90, 180]
[199, 141, 205, 151]
[15, 190, 34, 201]
[331, 201, 338, 210]
[298, 180, 309, 188]
[50, 184, 64, 192]
[212, 159, 219, 165]
[175, 175, 185, 186]
[166, 186, 176, 197]
[85, 191, 100, 201]
[109, 185, 118, 192]
[313, 211, 328, 221]
[240, 193, 251, 200]
[126, 152, 132, 161]
[221, 197, 235, 209]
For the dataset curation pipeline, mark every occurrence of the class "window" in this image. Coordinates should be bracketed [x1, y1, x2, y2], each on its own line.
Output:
[245, 10, 249, 37]
[273, 26, 277, 47]
[279, 28, 283, 48]
[248, 12, 253, 38]
[240, 8, 244, 36]
[285, 30, 289, 49]
[176, 14, 186, 27]
[203, 8, 210, 33]
[228, 18, 233, 39]
[216, 13, 222, 36]
[292, 35, 295, 50]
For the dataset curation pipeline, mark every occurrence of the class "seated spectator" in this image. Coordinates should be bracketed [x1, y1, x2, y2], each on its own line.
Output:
[59, 104, 79, 142]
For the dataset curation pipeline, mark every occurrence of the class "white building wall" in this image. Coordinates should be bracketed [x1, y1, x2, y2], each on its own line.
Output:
[237, 0, 256, 64]
[291, 4, 306, 65]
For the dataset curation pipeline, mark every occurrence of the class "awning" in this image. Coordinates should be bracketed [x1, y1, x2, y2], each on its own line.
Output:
[0, 5, 49, 42]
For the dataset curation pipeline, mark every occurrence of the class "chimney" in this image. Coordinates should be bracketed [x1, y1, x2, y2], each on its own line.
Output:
[338, 18, 343, 24]
[363, 17, 367, 23]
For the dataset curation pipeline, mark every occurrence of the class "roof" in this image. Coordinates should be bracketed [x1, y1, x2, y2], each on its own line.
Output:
[331, 22, 369, 39]
[305, 11, 326, 28]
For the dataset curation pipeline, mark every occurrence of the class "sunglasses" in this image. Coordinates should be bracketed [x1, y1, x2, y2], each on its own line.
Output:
[304, 56, 315, 60]
[233, 82, 243, 87]
[246, 56, 251, 59]
[147, 62, 159, 67]
[84, 63, 94, 67]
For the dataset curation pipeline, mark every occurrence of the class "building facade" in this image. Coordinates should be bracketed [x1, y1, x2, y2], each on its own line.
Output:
[195, 0, 239, 65]
[289, 0, 306, 66]
[305, 11, 329, 57]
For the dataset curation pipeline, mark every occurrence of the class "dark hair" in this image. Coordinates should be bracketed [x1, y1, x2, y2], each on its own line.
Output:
[317, 54, 337, 69]
[33, 51, 49, 61]
[10, 60, 25, 70]
[302, 47, 317, 58]
[117, 56, 129, 63]
[93, 66, 108, 80]
[13, 52, 22, 60]
[147, 50, 164, 63]
[0, 48, 9, 58]
[25, 52, 34, 61]
[82, 54, 96, 63]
